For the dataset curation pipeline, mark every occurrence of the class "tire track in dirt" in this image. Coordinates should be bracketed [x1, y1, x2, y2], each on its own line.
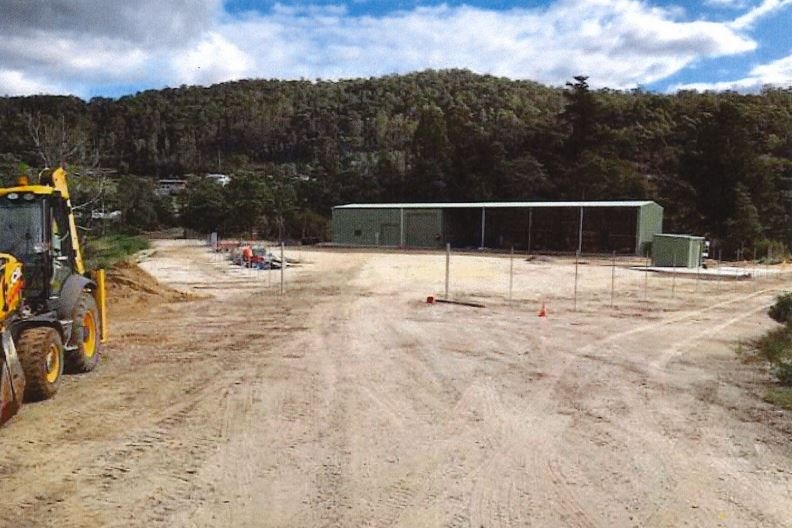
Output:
[316, 296, 532, 528]
[452, 284, 785, 528]
[548, 285, 787, 528]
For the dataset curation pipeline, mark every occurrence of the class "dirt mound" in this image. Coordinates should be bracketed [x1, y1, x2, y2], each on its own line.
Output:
[107, 261, 195, 314]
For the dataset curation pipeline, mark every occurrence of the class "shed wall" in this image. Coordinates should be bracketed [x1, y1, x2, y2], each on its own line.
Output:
[404, 209, 443, 248]
[637, 203, 664, 256]
[331, 208, 402, 246]
[652, 235, 702, 268]
[331, 208, 443, 248]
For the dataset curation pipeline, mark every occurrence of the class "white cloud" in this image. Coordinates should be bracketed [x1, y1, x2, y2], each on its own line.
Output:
[0, 0, 768, 96]
[0, 33, 148, 77]
[0, 69, 65, 96]
[0, 0, 222, 47]
[208, 0, 756, 89]
[671, 53, 792, 92]
[730, 0, 792, 28]
[171, 32, 255, 85]
[705, 0, 749, 8]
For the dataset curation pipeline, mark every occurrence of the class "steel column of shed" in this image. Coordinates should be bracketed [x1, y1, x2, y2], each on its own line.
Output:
[480, 207, 486, 249]
[399, 208, 404, 248]
[527, 209, 533, 253]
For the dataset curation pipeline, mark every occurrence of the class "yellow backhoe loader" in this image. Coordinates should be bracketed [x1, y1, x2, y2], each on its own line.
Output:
[0, 168, 107, 426]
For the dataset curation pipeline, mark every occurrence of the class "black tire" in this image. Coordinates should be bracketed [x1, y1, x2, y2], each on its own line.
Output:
[16, 327, 64, 402]
[65, 291, 101, 373]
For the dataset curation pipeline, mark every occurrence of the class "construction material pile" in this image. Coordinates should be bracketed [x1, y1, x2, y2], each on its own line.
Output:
[215, 242, 297, 270]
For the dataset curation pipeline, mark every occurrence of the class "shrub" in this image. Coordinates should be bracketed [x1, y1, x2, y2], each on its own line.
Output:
[775, 360, 792, 386]
[768, 293, 792, 325]
[754, 325, 792, 387]
[755, 326, 792, 364]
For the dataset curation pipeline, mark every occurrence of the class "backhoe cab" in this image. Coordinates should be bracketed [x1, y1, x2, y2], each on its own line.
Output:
[0, 168, 107, 426]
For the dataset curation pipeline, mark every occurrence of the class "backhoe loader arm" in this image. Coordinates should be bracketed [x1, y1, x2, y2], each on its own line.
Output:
[41, 168, 85, 274]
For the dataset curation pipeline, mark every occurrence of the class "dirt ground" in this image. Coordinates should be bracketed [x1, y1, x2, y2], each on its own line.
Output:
[1, 240, 791, 528]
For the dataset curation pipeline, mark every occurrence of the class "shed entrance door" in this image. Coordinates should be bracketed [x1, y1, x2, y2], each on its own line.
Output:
[405, 213, 439, 248]
[379, 224, 400, 246]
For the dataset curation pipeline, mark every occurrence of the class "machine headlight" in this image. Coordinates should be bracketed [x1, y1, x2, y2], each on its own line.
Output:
[6, 193, 18, 200]
[22, 193, 34, 201]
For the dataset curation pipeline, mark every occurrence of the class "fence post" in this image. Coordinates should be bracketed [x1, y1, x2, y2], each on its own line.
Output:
[766, 247, 772, 278]
[610, 250, 616, 308]
[718, 249, 723, 288]
[509, 246, 514, 303]
[644, 248, 649, 301]
[696, 261, 700, 292]
[280, 242, 285, 294]
[574, 251, 580, 312]
[445, 243, 450, 300]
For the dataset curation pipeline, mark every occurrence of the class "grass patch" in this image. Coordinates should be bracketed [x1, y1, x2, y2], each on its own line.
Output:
[84, 234, 150, 269]
[755, 326, 792, 364]
[763, 388, 792, 410]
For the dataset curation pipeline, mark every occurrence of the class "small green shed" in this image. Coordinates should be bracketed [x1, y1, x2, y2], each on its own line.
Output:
[652, 234, 704, 268]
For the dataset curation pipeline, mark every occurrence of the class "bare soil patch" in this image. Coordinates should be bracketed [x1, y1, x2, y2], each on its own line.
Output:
[0, 240, 789, 527]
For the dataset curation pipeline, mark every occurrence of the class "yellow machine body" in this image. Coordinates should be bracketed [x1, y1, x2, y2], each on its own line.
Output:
[0, 168, 107, 426]
[0, 255, 25, 424]
[0, 168, 86, 274]
[0, 254, 24, 321]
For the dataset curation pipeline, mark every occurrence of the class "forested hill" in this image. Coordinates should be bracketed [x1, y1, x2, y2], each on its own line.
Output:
[0, 69, 790, 252]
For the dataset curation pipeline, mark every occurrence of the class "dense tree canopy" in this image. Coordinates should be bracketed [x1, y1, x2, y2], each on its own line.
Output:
[0, 69, 789, 254]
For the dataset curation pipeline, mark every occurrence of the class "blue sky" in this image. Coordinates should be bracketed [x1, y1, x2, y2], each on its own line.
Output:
[0, 0, 790, 98]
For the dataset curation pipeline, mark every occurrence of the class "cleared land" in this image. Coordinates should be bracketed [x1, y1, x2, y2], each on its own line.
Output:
[1, 240, 790, 528]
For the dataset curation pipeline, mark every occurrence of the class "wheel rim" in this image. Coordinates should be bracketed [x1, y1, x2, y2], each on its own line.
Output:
[82, 311, 97, 359]
[46, 344, 61, 383]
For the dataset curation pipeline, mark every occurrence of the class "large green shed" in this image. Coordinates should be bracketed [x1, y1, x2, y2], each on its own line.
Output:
[332, 201, 663, 255]
[651, 234, 705, 268]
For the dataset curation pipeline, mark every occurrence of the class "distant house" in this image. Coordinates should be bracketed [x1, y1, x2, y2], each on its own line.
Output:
[156, 179, 188, 196]
[91, 210, 122, 220]
[206, 173, 230, 186]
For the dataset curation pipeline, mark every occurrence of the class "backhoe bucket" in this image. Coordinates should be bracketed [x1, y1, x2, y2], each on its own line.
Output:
[1, 329, 25, 426]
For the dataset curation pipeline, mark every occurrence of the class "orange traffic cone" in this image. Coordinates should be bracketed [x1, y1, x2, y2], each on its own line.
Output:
[538, 302, 547, 318]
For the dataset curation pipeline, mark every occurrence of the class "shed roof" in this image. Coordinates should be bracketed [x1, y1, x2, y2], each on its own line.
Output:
[654, 233, 705, 240]
[334, 201, 658, 210]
